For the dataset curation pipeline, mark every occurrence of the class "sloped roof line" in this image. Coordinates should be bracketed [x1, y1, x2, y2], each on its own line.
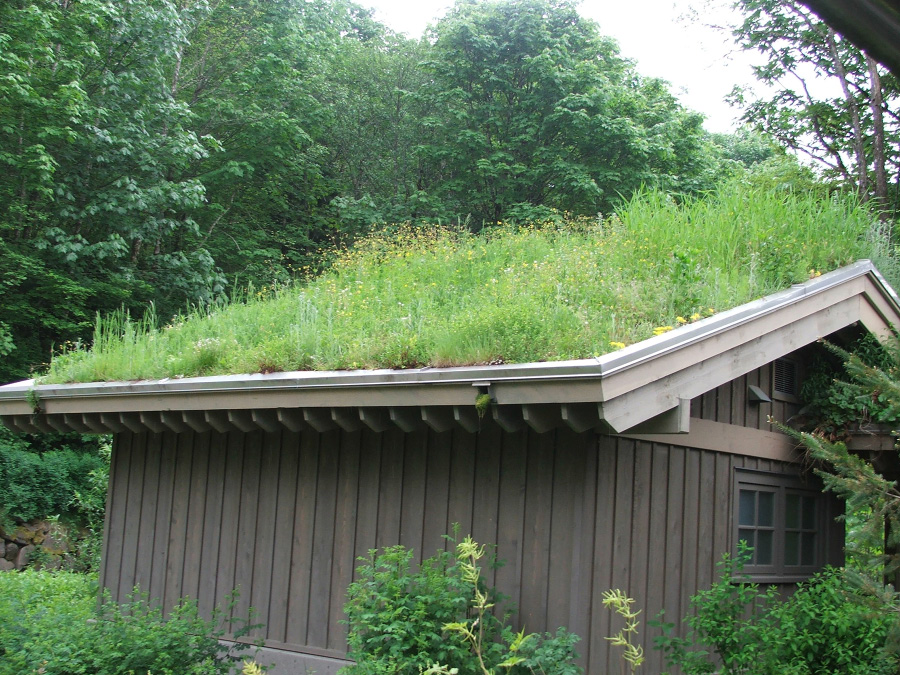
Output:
[1, 259, 898, 436]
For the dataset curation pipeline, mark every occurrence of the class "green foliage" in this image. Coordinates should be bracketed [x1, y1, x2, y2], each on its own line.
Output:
[0, 570, 256, 675]
[797, 341, 900, 576]
[601, 589, 644, 671]
[0, 0, 749, 385]
[0, 426, 107, 527]
[800, 335, 898, 433]
[0, 0, 225, 382]
[417, 0, 715, 223]
[342, 544, 476, 674]
[652, 547, 898, 674]
[342, 535, 582, 675]
[730, 0, 899, 210]
[41, 180, 896, 383]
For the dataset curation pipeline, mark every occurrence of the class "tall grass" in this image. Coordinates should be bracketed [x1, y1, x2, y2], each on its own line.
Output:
[43, 182, 897, 383]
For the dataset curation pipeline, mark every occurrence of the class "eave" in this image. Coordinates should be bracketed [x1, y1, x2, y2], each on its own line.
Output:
[1, 260, 898, 436]
[801, 0, 900, 76]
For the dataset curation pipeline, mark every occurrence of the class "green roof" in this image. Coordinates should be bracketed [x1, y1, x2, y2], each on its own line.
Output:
[41, 184, 897, 384]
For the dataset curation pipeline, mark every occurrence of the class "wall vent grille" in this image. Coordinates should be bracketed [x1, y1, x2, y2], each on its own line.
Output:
[774, 359, 798, 398]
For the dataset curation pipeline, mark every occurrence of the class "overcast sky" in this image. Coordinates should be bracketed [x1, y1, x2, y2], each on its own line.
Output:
[361, 0, 758, 133]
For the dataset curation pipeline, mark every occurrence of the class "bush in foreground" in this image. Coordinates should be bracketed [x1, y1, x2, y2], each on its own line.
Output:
[342, 535, 582, 675]
[653, 549, 898, 674]
[0, 570, 254, 675]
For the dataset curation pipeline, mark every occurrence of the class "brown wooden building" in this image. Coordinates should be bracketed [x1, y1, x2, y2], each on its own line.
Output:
[2, 260, 899, 674]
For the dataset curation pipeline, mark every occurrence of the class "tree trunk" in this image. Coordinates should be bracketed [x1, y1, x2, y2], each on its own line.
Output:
[866, 54, 889, 213]
[826, 27, 868, 196]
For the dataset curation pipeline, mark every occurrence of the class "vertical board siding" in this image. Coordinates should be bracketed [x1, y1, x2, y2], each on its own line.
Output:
[329, 431, 362, 650]
[182, 432, 210, 602]
[251, 432, 282, 640]
[268, 431, 301, 643]
[119, 432, 146, 599]
[284, 430, 319, 647]
[106, 419, 803, 670]
[135, 433, 161, 595]
[691, 364, 803, 430]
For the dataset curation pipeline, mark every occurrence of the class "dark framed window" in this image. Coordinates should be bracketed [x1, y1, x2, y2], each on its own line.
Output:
[734, 469, 825, 580]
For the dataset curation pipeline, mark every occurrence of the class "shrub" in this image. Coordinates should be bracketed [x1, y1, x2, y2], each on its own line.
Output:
[0, 426, 108, 527]
[342, 535, 582, 675]
[0, 569, 256, 675]
[342, 543, 482, 675]
[652, 547, 899, 674]
[799, 335, 899, 435]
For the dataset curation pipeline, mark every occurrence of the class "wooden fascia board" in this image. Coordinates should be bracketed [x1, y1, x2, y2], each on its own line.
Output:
[8, 382, 480, 417]
[482, 273, 865, 406]
[600, 291, 867, 432]
[860, 276, 900, 339]
[600, 276, 867, 404]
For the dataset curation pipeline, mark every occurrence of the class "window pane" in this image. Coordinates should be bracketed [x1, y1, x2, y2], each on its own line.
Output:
[785, 493, 800, 529]
[739, 490, 756, 526]
[802, 496, 817, 530]
[739, 528, 756, 558]
[758, 491, 774, 527]
[785, 531, 799, 566]
[801, 532, 816, 566]
[757, 530, 773, 565]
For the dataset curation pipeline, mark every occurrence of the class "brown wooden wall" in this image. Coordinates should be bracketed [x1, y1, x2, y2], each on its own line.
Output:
[690, 360, 802, 430]
[100, 418, 810, 673]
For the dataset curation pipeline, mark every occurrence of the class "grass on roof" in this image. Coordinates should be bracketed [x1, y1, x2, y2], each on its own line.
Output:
[42, 181, 899, 383]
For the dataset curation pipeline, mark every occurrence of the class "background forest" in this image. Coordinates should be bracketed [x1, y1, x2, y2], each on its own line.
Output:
[7, 0, 895, 386]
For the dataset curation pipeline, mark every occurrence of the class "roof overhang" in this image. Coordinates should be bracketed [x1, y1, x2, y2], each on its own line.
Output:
[800, 0, 900, 76]
[2, 260, 898, 436]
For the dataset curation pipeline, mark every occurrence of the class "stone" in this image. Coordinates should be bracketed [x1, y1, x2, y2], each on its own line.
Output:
[0, 540, 5, 559]
[42, 531, 69, 556]
[0, 559, 13, 572]
[5, 542, 18, 562]
[17, 521, 49, 545]
[16, 544, 35, 569]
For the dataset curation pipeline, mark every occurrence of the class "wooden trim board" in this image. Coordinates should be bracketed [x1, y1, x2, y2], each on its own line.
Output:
[620, 418, 800, 462]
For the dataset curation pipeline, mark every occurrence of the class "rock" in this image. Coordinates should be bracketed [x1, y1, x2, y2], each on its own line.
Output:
[5, 542, 18, 562]
[42, 530, 69, 556]
[37, 554, 61, 571]
[0, 559, 13, 572]
[16, 544, 35, 569]
[15, 522, 48, 545]
[0, 540, 5, 559]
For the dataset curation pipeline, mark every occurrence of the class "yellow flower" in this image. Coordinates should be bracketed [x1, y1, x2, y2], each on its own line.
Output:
[676, 316, 687, 324]
[653, 326, 674, 336]
[690, 313, 702, 321]
[609, 341, 626, 350]
[242, 661, 264, 675]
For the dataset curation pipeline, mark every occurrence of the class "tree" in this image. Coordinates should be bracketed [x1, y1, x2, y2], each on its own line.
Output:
[169, 0, 343, 285]
[417, 0, 715, 225]
[0, 0, 224, 382]
[316, 30, 435, 228]
[799, 343, 900, 576]
[731, 0, 900, 210]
